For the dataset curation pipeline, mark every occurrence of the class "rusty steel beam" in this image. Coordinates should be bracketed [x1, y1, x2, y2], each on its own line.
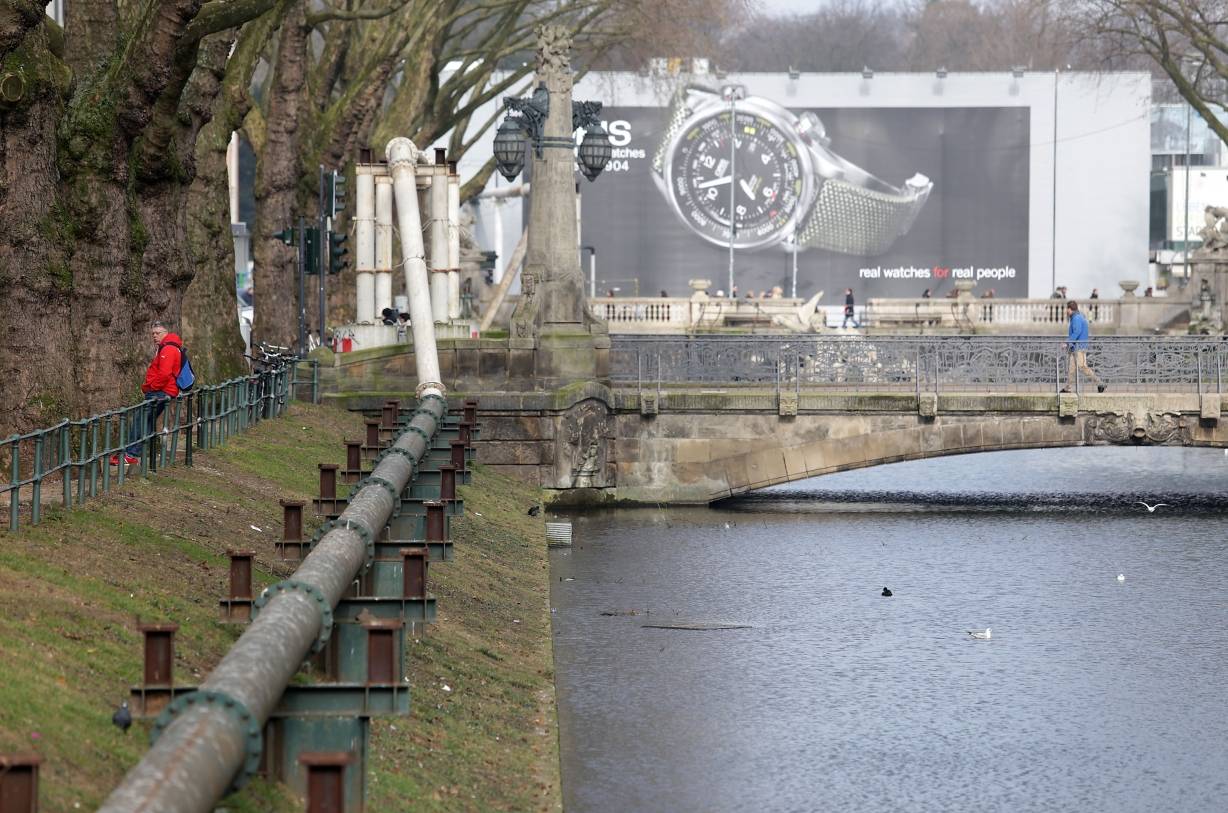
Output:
[96, 393, 447, 813]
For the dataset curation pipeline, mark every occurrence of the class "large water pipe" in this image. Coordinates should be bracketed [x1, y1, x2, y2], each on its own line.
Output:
[375, 176, 394, 319]
[355, 169, 376, 323]
[447, 162, 462, 321]
[96, 394, 447, 812]
[387, 137, 444, 396]
[428, 151, 450, 324]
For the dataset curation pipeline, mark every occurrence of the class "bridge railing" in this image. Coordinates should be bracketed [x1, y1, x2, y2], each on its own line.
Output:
[612, 335, 1227, 396]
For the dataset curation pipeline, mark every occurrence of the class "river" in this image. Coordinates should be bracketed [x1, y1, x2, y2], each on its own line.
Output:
[549, 447, 1228, 812]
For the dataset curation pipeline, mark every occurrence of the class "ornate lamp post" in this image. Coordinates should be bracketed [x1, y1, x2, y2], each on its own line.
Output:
[494, 25, 610, 368]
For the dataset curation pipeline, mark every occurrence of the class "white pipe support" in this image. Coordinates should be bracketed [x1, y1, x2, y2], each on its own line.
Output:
[429, 164, 449, 323]
[375, 176, 394, 318]
[447, 168, 461, 320]
[356, 171, 376, 324]
[386, 137, 444, 396]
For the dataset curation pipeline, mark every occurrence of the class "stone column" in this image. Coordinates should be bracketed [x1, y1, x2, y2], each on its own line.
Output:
[509, 25, 608, 386]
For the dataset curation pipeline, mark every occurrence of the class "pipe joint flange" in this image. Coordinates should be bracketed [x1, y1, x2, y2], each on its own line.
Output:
[404, 424, 431, 445]
[354, 474, 400, 504]
[375, 445, 417, 469]
[418, 392, 448, 411]
[417, 381, 447, 399]
[252, 579, 334, 654]
[151, 689, 262, 793]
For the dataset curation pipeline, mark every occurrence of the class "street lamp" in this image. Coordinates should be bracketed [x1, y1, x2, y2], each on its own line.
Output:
[494, 85, 610, 182]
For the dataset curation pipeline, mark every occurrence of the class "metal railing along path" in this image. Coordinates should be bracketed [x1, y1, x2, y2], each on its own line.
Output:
[2, 359, 319, 533]
[612, 335, 1227, 396]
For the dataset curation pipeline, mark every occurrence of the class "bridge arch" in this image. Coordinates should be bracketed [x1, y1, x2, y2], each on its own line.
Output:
[612, 407, 1228, 504]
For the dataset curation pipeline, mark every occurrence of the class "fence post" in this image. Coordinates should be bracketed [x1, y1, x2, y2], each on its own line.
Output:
[7, 439, 17, 532]
[185, 394, 194, 467]
[60, 424, 71, 510]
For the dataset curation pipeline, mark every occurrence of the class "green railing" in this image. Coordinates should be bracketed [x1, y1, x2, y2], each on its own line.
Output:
[2, 359, 319, 532]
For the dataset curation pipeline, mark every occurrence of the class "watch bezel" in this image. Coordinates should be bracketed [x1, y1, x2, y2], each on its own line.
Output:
[662, 92, 816, 251]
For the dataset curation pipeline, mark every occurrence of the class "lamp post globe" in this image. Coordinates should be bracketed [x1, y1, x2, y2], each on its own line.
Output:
[494, 117, 528, 180]
[577, 124, 611, 182]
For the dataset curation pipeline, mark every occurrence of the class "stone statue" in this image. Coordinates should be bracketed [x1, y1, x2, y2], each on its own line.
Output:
[1198, 206, 1228, 252]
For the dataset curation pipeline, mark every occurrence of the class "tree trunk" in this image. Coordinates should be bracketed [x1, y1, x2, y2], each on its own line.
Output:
[252, 2, 309, 349]
[183, 11, 286, 381]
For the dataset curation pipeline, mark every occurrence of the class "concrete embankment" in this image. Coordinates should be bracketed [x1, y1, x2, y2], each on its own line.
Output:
[0, 403, 559, 812]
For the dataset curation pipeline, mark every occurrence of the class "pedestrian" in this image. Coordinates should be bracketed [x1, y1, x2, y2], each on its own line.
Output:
[1144, 286, 1154, 297]
[1089, 287, 1100, 319]
[730, 285, 739, 298]
[396, 312, 410, 342]
[921, 288, 932, 299]
[659, 289, 669, 297]
[842, 287, 860, 328]
[114, 320, 183, 465]
[1063, 300, 1105, 393]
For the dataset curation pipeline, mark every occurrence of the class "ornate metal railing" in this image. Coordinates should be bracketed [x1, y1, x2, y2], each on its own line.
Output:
[611, 335, 1227, 395]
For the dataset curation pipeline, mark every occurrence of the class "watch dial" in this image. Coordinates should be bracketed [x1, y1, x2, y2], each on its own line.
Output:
[670, 110, 805, 247]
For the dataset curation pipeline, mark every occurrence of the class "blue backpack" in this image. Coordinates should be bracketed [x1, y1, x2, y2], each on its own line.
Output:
[162, 340, 196, 391]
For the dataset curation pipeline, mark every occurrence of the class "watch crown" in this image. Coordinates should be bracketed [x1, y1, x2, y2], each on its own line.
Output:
[797, 112, 828, 146]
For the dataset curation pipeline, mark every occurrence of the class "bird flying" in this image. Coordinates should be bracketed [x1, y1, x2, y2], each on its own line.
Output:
[1136, 501, 1169, 512]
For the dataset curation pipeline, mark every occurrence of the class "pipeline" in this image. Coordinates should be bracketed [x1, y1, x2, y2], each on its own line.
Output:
[98, 137, 445, 813]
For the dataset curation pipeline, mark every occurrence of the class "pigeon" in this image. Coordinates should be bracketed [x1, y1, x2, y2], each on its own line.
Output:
[1136, 501, 1169, 513]
[966, 628, 992, 640]
[112, 701, 132, 733]
[881, 587, 893, 597]
[526, 505, 541, 516]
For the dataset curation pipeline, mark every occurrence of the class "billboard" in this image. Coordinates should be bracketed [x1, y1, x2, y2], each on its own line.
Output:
[582, 88, 1031, 298]
[1168, 168, 1228, 243]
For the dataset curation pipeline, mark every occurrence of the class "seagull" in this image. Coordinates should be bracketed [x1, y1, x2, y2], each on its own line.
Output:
[1117, 573, 1125, 582]
[966, 628, 992, 640]
[881, 587, 893, 597]
[723, 521, 732, 530]
[1136, 501, 1169, 513]
[112, 701, 132, 734]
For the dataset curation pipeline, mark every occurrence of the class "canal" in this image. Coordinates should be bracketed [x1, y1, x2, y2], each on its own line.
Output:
[550, 447, 1228, 812]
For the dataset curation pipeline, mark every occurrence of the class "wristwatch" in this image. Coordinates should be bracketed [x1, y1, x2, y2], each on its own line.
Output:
[651, 84, 933, 256]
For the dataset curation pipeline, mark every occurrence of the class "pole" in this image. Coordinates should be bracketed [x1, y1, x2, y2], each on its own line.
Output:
[318, 216, 327, 349]
[297, 216, 306, 354]
[791, 232, 799, 299]
[728, 92, 736, 296]
[589, 249, 596, 298]
[1184, 100, 1192, 280]
[1051, 69, 1058, 295]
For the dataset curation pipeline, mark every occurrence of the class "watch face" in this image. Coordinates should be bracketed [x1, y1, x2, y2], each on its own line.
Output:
[667, 109, 806, 249]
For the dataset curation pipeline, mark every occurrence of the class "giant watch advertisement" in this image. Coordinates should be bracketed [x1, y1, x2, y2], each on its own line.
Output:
[582, 86, 1030, 298]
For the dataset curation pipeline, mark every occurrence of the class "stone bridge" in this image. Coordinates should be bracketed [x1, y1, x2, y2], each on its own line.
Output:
[323, 336, 1228, 504]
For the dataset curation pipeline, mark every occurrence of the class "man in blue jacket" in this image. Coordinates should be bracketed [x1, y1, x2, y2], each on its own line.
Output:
[1063, 300, 1105, 393]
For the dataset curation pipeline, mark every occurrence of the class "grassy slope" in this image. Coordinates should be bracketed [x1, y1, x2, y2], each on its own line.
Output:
[0, 403, 559, 813]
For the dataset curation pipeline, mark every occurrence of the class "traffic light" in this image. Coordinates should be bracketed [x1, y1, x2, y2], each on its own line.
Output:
[273, 228, 295, 245]
[328, 230, 349, 275]
[330, 170, 347, 218]
[304, 227, 321, 274]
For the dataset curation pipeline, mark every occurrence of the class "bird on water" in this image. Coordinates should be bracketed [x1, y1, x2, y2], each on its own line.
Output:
[967, 628, 992, 640]
[881, 587, 893, 597]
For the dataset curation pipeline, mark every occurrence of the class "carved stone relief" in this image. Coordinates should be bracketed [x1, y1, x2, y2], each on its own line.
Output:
[1086, 412, 1191, 445]
[556, 398, 612, 488]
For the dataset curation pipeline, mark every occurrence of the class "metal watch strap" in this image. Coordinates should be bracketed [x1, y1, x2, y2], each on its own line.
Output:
[796, 180, 927, 256]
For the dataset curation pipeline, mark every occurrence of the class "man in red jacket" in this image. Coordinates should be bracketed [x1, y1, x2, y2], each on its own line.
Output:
[113, 321, 183, 465]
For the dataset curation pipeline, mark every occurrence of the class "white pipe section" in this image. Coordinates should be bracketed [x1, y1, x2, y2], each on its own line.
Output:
[447, 169, 461, 320]
[387, 137, 443, 396]
[375, 176, 394, 318]
[429, 165, 449, 323]
[477, 182, 530, 200]
[492, 198, 505, 284]
[355, 171, 376, 324]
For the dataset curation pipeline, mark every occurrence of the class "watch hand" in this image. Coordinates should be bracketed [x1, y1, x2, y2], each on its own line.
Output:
[696, 176, 733, 189]
[739, 178, 757, 200]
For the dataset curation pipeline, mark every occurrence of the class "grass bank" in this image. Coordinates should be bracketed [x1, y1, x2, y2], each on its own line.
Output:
[0, 403, 559, 812]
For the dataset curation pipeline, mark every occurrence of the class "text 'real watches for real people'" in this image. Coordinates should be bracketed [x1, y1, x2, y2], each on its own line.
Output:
[651, 84, 934, 257]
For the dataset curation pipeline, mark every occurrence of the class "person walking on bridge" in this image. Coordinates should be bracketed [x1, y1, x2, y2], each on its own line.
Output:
[1062, 300, 1105, 393]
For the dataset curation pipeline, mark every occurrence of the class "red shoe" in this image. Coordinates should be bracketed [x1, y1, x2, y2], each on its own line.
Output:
[110, 454, 139, 466]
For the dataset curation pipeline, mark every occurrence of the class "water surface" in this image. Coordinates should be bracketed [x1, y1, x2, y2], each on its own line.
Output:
[551, 447, 1228, 812]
